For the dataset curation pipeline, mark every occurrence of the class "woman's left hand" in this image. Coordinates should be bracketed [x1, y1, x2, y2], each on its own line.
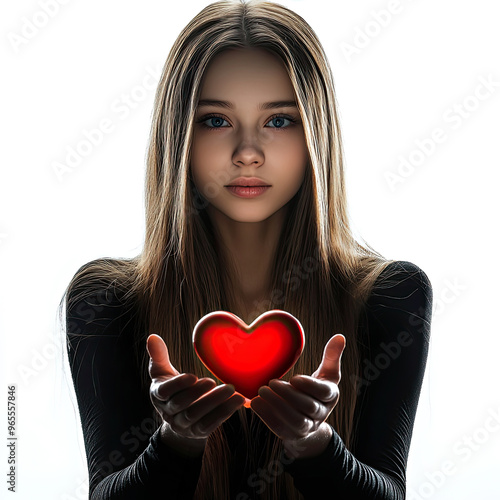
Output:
[250, 334, 346, 458]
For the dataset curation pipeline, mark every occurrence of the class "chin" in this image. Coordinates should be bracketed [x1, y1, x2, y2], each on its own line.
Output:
[213, 204, 271, 221]
[228, 213, 274, 224]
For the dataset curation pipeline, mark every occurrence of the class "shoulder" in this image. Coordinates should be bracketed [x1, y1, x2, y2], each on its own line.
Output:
[67, 257, 135, 302]
[375, 259, 431, 289]
[370, 260, 433, 306]
[363, 260, 433, 342]
[65, 260, 146, 407]
[65, 258, 135, 335]
[68, 257, 132, 291]
[67, 258, 122, 308]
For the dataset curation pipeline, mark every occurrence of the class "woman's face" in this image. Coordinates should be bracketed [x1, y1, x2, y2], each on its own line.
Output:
[190, 48, 308, 223]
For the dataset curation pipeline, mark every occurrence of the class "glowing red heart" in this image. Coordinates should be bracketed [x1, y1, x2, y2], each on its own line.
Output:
[193, 310, 305, 407]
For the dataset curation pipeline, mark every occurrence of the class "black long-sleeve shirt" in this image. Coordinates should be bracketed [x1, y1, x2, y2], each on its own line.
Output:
[65, 260, 433, 499]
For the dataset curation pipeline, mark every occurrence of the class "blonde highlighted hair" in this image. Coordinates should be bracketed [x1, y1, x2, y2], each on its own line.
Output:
[62, 1, 397, 498]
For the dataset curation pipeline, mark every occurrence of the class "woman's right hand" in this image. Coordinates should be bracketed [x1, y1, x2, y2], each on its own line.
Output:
[146, 334, 245, 454]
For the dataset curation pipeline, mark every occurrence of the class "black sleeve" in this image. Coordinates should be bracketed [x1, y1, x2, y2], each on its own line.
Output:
[65, 273, 204, 499]
[282, 260, 433, 499]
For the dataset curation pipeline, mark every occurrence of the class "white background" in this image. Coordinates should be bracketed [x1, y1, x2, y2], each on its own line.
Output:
[1, 0, 499, 498]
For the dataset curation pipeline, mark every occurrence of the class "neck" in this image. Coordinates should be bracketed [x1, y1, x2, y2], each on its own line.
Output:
[207, 203, 288, 317]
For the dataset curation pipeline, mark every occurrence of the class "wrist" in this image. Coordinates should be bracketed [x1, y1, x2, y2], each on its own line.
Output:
[282, 422, 333, 460]
[160, 422, 207, 458]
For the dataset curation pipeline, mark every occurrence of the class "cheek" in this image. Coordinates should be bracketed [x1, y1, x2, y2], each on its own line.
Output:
[190, 135, 222, 185]
[191, 136, 238, 204]
[279, 137, 308, 185]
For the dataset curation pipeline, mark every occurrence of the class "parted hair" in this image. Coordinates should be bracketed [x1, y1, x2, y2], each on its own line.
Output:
[61, 1, 397, 498]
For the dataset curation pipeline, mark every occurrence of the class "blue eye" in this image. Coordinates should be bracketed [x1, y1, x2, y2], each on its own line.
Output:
[197, 113, 297, 131]
[202, 115, 229, 128]
[267, 116, 293, 128]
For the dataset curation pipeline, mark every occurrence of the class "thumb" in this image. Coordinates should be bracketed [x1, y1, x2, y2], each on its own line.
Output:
[313, 334, 346, 384]
[146, 334, 180, 379]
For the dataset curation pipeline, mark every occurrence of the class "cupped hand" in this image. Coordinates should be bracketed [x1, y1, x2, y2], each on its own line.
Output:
[147, 334, 245, 441]
[250, 334, 345, 456]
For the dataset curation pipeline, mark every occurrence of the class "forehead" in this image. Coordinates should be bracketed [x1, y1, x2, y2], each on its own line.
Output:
[199, 48, 295, 101]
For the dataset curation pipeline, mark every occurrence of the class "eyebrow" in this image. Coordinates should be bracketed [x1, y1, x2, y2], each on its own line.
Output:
[197, 99, 298, 110]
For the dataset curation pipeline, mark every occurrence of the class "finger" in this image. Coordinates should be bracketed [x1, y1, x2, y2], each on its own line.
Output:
[251, 396, 295, 440]
[173, 384, 236, 429]
[147, 334, 179, 379]
[163, 378, 216, 415]
[312, 334, 345, 384]
[194, 393, 246, 435]
[289, 375, 339, 403]
[152, 373, 202, 402]
[268, 379, 324, 420]
[257, 386, 314, 438]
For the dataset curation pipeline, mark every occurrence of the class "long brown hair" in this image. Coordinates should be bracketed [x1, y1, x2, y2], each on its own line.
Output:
[60, 1, 398, 498]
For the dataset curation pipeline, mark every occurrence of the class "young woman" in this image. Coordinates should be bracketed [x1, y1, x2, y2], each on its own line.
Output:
[62, 1, 433, 499]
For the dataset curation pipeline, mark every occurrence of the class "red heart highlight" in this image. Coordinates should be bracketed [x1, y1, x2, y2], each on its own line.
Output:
[193, 310, 305, 406]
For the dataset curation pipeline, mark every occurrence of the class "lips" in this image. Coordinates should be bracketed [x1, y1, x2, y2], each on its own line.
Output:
[225, 177, 271, 187]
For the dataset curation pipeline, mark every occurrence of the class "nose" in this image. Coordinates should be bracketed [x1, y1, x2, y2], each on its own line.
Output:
[232, 146, 264, 169]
